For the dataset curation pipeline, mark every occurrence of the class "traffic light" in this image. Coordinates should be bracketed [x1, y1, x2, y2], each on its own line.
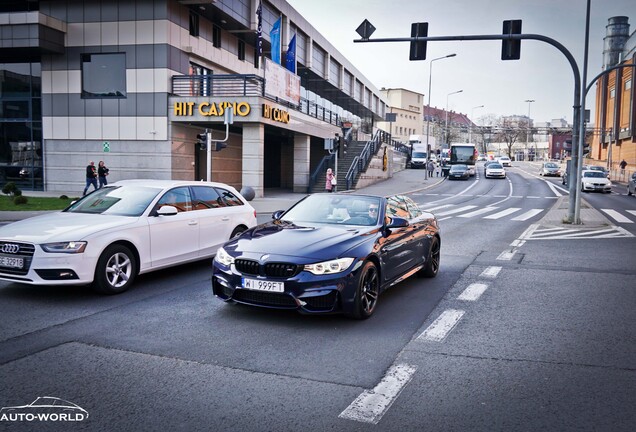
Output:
[196, 131, 209, 150]
[409, 22, 428, 61]
[213, 142, 227, 151]
[501, 19, 522, 60]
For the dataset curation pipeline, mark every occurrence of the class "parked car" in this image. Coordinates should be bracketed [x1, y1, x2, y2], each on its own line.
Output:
[496, 156, 512, 167]
[0, 180, 257, 294]
[628, 172, 636, 196]
[539, 162, 561, 177]
[448, 164, 470, 180]
[580, 170, 612, 193]
[212, 193, 440, 319]
[485, 162, 506, 179]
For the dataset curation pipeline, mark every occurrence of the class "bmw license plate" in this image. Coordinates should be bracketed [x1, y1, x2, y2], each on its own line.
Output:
[0, 256, 23, 269]
[242, 277, 284, 293]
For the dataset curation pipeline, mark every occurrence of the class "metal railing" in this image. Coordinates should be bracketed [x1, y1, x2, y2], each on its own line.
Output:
[344, 129, 385, 190]
[171, 74, 340, 126]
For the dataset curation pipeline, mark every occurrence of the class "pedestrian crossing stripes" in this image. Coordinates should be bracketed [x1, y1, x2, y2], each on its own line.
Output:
[423, 204, 545, 222]
[421, 203, 636, 225]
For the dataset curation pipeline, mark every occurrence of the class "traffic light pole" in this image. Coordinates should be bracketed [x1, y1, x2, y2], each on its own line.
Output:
[354, 32, 582, 223]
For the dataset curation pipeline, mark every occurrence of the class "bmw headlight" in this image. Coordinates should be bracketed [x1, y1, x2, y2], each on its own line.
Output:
[41, 241, 87, 254]
[304, 258, 355, 275]
[215, 247, 235, 266]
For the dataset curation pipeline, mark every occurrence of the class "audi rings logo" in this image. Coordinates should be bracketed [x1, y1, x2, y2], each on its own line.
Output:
[1, 244, 20, 254]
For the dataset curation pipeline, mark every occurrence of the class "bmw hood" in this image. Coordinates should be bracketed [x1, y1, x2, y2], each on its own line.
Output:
[228, 222, 375, 260]
[0, 212, 138, 243]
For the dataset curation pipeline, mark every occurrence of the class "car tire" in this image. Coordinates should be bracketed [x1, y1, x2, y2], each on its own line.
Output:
[230, 226, 247, 239]
[418, 236, 440, 278]
[628, 187, 632, 196]
[92, 244, 136, 295]
[350, 261, 379, 320]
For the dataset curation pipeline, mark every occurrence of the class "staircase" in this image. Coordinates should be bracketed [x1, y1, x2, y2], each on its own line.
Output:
[308, 140, 368, 193]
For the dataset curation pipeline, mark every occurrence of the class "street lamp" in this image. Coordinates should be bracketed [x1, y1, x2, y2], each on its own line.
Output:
[469, 104, 484, 144]
[525, 99, 535, 161]
[424, 53, 456, 179]
[445, 90, 463, 146]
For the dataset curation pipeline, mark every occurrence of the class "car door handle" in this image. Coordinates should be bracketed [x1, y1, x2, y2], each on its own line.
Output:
[188, 220, 198, 226]
[221, 217, 230, 221]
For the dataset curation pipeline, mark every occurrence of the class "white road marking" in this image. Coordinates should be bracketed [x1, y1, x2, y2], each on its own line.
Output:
[458, 207, 499, 218]
[435, 205, 478, 216]
[511, 209, 544, 221]
[458, 283, 489, 301]
[497, 250, 517, 260]
[423, 204, 454, 212]
[627, 210, 636, 217]
[418, 309, 465, 342]
[339, 363, 417, 424]
[546, 181, 564, 197]
[518, 223, 541, 240]
[480, 266, 502, 278]
[483, 208, 521, 219]
[600, 209, 633, 223]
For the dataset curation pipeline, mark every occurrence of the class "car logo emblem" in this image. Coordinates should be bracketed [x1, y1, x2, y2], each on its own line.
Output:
[261, 254, 270, 262]
[1, 244, 20, 254]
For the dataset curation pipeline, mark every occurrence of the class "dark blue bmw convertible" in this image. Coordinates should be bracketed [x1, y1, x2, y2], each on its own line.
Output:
[212, 193, 440, 319]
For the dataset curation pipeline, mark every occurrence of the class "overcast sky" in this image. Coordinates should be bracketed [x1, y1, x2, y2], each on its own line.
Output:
[286, 0, 634, 125]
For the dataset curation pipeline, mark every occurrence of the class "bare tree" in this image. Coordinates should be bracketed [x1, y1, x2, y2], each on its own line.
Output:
[496, 117, 526, 158]
[475, 114, 498, 154]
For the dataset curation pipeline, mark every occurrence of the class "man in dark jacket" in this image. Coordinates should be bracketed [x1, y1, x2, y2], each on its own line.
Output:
[83, 161, 98, 195]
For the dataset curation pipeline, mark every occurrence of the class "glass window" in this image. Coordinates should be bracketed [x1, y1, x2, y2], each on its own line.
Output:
[157, 187, 192, 212]
[626, 79, 632, 90]
[215, 188, 244, 206]
[189, 11, 199, 37]
[609, 87, 615, 98]
[81, 53, 126, 99]
[213, 25, 221, 48]
[191, 185, 223, 209]
[386, 195, 409, 219]
[238, 40, 246, 61]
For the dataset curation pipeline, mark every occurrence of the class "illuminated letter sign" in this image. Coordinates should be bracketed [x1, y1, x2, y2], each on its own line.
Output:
[262, 104, 289, 124]
[173, 101, 251, 117]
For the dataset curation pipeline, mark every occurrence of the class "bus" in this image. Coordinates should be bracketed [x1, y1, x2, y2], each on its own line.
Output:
[449, 143, 478, 176]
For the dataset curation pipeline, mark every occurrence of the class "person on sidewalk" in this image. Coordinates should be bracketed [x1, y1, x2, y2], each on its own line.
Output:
[97, 160, 109, 188]
[325, 168, 336, 192]
[426, 160, 435, 178]
[83, 161, 98, 195]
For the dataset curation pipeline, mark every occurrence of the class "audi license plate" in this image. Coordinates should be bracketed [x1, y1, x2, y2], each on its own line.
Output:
[0, 256, 23, 269]
[242, 277, 284, 293]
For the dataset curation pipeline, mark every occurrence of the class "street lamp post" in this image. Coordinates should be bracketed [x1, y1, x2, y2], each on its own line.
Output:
[469, 104, 484, 144]
[525, 99, 535, 161]
[445, 90, 463, 147]
[424, 53, 456, 180]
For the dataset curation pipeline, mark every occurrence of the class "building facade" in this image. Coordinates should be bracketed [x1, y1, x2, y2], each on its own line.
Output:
[0, 0, 388, 196]
[376, 88, 423, 144]
[590, 16, 636, 171]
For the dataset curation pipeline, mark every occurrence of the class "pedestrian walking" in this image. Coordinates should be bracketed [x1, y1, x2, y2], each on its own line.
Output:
[83, 161, 98, 195]
[97, 160, 109, 188]
[426, 160, 435, 178]
[326, 168, 336, 192]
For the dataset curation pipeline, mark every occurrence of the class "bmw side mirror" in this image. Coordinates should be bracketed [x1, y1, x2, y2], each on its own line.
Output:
[272, 210, 285, 220]
[386, 217, 409, 229]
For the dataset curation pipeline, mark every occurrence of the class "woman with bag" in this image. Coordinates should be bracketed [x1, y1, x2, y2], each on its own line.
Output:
[326, 168, 336, 192]
[97, 160, 109, 188]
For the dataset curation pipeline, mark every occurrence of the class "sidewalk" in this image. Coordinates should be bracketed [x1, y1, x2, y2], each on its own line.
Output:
[0, 169, 611, 228]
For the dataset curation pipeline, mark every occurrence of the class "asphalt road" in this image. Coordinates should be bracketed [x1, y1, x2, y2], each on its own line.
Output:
[1, 163, 635, 431]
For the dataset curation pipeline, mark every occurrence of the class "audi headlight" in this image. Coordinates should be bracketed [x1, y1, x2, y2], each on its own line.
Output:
[215, 247, 235, 266]
[304, 257, 355, 275]
[40, 241, 87, 254]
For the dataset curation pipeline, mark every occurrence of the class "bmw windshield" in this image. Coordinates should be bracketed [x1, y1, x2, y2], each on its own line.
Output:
[281, 194, 382, 226]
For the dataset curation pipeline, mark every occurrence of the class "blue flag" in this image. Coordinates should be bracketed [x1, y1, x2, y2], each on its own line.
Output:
[285, 34, 296, 73]
[270, 17, 281, 64]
